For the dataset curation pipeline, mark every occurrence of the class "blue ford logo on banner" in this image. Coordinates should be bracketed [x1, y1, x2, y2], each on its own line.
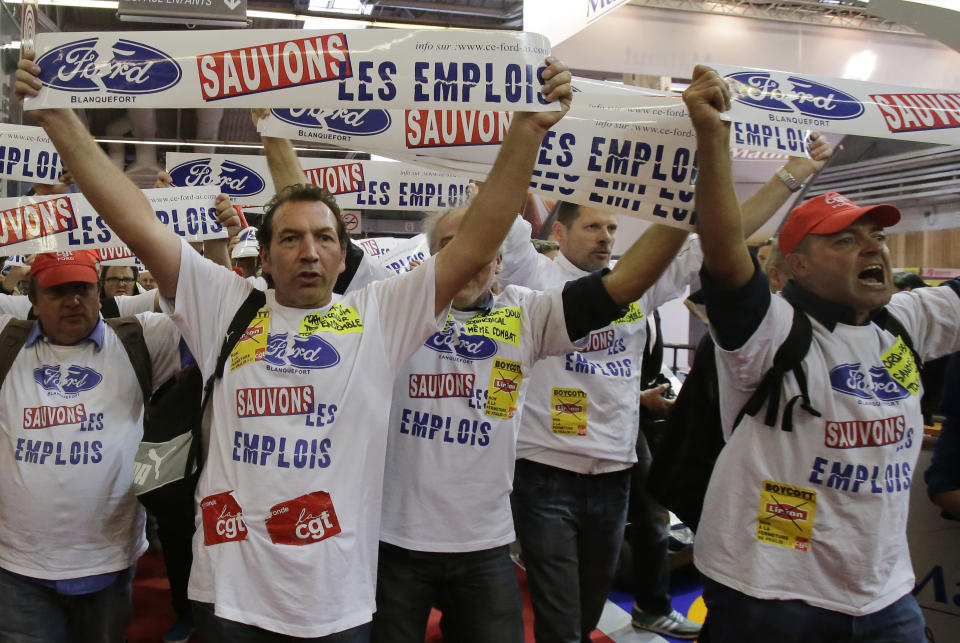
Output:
[726, 72, 864, 120]
[272, 108, 392, 136]
[37, 38, 182, 94]
[168, 159, 266, 198]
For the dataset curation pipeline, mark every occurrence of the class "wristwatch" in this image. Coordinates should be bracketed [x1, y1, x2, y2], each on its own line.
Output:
[775, 166, 804, 192]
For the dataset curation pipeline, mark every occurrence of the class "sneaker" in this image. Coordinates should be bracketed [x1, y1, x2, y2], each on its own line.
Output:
[631, 605, 701, 640]
[163, 613, 194, 643]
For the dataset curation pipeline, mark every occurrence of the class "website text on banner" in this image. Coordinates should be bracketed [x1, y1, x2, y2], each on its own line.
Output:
[0, 186, 223, 254]
[23, 29, 559, 111]
[0, 124, 64, 185]
[712, 63, 960, 146]
[165, 153, 472, 210]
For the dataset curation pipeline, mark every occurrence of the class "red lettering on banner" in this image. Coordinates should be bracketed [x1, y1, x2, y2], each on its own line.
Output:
[824, 415, 905, 448]
[196, 34, 351, 101]
[236, 386, 314, 417]
[201, 491, 247, 545]
[265, 491, 341, 546]
[303, 162, 365, 195]
[97, 247, 135, 261]
[405, 110, 512, 148]
[583, 330, 614, 353]
[408, 373, 475, 398]
[870, 93, 960, 133]
[23, 404, 86, 429]
[0, 197, 75, 247]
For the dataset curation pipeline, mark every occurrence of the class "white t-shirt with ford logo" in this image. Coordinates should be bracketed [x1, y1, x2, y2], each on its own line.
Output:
[697, 285, 960, 616]
[164, 239, 445, 638]
[381, 285, 575, 553]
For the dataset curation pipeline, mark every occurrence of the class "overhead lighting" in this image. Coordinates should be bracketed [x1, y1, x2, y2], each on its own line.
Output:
[843, 50, 877, 80]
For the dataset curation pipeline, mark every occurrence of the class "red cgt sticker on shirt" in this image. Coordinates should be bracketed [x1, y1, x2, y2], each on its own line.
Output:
[265, 491, 341, 546]
[200, 491, 247, 545]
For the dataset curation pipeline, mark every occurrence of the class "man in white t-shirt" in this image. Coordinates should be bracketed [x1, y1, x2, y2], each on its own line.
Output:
[683, 65, 960, 642]
[0, 250, 181, 642]
[18, 54, 573, 641]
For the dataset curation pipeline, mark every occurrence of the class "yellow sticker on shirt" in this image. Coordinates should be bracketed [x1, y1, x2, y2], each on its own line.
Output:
[756, 480, 816, 553]
[551, 387, 587, 436]
[485, 358, 523, 419]
[230, 308, 270, 372]
[611, 302, 645, 326]
[299, 304, 364, 336]
[465, 307, 522, 346]
[881, 336, 920, 396]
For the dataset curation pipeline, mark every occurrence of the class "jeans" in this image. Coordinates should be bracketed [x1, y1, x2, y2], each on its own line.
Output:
[701, 577, 926, 643]
[0, 565, 134, 643]
[193, 602, 371, 642]
[511, 458, 631, 643]
[629, 430, 671, 615]
[371, 542, 523, 643]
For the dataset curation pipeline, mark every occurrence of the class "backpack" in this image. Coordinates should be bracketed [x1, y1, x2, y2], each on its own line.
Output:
[647, 297, 920, 531]
[0, 288, 266, 514]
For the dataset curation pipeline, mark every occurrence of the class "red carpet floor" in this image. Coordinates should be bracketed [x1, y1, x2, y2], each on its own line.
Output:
[130, 548, 614, 642]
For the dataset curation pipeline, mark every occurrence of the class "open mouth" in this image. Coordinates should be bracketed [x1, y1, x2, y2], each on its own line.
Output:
[858, 264, 885, 286]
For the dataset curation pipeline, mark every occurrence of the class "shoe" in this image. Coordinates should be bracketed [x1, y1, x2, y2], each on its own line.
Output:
[631, 605, 701, 640]
[163, 613, 194, 643]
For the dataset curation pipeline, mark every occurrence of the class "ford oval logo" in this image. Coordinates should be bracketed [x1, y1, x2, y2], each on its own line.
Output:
[286, 335, 340, 369]
[168, 159, 266, 198]
[829, 363, 910, 402]
[423, 327, 498, 361]
[34, 364, 103, 394]
[271, 108, 392, 136]
[725, 72, 864, 120]
[37, 38, 182, 95]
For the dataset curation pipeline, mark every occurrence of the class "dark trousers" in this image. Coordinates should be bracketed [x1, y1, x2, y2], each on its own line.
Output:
[152, 503, 195, 618]
[193, 602, 371, 642]
[371, 542, 523, 643]
[511, 458, 631, 643]
[629, 430, 671, 615]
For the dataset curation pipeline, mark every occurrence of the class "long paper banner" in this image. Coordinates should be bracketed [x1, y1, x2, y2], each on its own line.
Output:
[165, 153, 473, 210]
[0, 186, 223, 254]
[712, 63, 960, 146]
[0, 124, 64, 185]
[24, 29, 557, 111]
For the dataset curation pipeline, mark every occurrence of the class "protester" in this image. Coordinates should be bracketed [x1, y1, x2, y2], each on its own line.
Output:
[138, 270, 157, 291]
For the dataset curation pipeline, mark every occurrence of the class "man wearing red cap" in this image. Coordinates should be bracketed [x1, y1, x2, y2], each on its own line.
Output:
[682, 66, 960, 642]
[0, 250, 182, 642]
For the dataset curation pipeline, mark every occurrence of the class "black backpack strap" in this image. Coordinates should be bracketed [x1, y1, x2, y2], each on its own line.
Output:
[0, 320, 36, 391]
[734, 300, 821, 432]
[105, 317, 152, 403]
[100, 296, 121, 320]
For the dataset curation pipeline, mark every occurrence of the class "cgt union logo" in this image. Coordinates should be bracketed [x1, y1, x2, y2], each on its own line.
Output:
[33, 365, 102, 395]
[168, 159, 266, 198]
[265, 332, 341, 369]
[829, 363, 910, 402]
[200, 491, 247, 545]
[725, 72, 864, 120]
[37, 38, 182, 94]
[272, 108, 392, 135]
[265, 491, 341, 546]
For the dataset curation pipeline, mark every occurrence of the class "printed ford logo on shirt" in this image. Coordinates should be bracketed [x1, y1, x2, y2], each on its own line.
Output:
[37, 38, 182, 94]
[423, 327, 498, 360]
[265, 332, 340, 369]
[168, 159, 266, 197]
[272, 108, 392, 135]
[33, 365, 103, 395]
[725, 72, 864, 120]
[829, 363, 910, 402]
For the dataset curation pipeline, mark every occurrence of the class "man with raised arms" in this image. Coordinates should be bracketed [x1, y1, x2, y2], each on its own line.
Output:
[683, 65, 960, 642]
[17, 53, 572, 641]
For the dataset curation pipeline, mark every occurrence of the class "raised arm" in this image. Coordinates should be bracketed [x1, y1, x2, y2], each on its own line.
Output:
[600, 225, 689, 306]
[683, 65, 752, 289]
[254, 109, 308, 191]
[432, 57, 571, 315]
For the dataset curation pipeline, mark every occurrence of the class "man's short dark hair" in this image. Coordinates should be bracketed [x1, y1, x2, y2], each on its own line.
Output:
[893, 272, 927, 291]
[553, 201, 581, 228]
[257, 184, 347, 251]
[99, 264, 138, 292]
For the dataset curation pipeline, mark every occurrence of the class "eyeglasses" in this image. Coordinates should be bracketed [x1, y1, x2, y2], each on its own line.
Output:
[105, 277, 136, 285]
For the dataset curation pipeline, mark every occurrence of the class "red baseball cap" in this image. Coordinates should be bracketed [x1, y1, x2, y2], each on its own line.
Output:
[29, 251, 99, 288]
[779, 192, 900, 255]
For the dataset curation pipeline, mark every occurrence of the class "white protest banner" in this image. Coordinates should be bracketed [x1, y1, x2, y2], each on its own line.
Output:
[373, 234, 430, 275]
[0, 186, 223, 254]
[165, 153, 473, 210]
[712, 63, 960, 146]
[97, 246, 145, 267]
[524, 0, 630, 47]
[0, 124, 64, 185]
[25, 29, 558, 112]
[356, 236, 406, 258]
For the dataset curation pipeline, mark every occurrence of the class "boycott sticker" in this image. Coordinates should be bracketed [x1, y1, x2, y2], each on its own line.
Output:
[551, 387, 587, 436]
[299, 304, 363, 336]
[265, 491, 341, 546]
[485, 358, 523, 419]
[200, 491, 247, 546]
[756, 480, 816, 552]
[230, 308, 270, 372]
[881, 336, 921, 397]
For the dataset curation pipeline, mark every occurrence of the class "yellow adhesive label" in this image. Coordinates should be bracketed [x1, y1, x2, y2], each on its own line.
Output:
[611, 302, 645, 326]
[881, 336, 920, 396]
[299, 304, 364, 336]
[230, 308, 270, 372]
[485, 358, 523, 419]
[465, 307, 522, 346]
[756, 480, 816, 552]
[551, 387, 587, 436]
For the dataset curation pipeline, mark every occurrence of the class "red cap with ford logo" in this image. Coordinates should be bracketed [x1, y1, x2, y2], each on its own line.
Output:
[29, 251, 99, 288]
[779, 193, 900, 255]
